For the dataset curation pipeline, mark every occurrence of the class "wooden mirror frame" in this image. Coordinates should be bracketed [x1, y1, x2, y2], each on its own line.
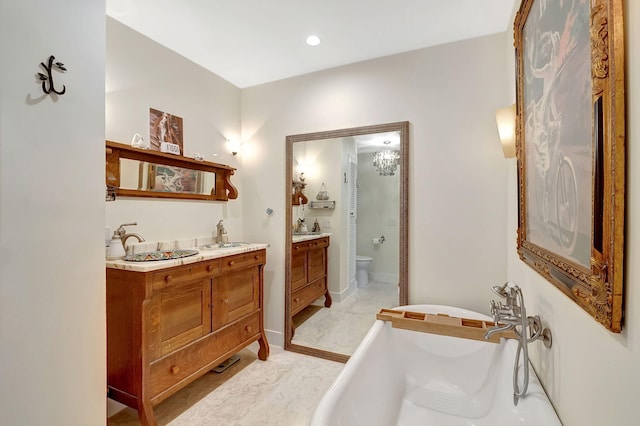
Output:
[106, 140, 238, 201]
[284, 121, 409, 362]
[514, 0, 625, 331]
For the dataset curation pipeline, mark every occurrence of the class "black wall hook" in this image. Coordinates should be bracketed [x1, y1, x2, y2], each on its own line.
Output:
[37, 55, 66, 95]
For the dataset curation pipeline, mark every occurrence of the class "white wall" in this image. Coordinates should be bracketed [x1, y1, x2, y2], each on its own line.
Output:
[241, 32, 510, 342]
[0, 1, 106, 425]
[105, 18, 243, 243]
[357, 151, 400, 283]
[505, 3, 640, 425]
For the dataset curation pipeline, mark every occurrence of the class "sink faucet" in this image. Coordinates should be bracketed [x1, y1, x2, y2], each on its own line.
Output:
[216, 220, 227, 243]
[115, 222, 145, 248]
[484, 282, 552, 406]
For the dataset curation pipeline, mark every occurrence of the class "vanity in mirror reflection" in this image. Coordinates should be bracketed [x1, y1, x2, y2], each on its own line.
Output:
[285, 122, 409, 362]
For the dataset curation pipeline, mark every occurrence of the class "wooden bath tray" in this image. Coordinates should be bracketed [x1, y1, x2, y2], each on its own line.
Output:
[376, 309, 517, 344]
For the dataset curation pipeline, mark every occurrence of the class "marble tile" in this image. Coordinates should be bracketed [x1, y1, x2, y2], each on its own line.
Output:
[175, 238, 197, 249]
[158, 240, 178, 251]
[107, 344, 343, 426]
[195, 236, 215, 247]
[291, 232, 332, 243]
[292, 280, 398, 355]
[127, 241, 159, 255]
[105, 243, 269, 272]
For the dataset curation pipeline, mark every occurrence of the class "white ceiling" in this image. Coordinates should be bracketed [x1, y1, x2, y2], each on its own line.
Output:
[106, 0, 518, 89]
[355, 132, 401, 153]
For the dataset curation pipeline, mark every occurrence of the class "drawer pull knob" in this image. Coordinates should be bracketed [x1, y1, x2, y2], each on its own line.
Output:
[228, 260, 235, 266]
[254, 255, 259, 260]
[293, 297, 299, 303]
[207, 265, 214, 272]
[245, 325, 252, 333]
[165, 275, 173, 283]
[171, 366, 180, 374]
[224, 298, 230, 304]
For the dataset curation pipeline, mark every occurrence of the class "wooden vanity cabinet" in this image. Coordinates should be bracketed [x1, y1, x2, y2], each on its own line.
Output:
[290, 236, 332, 334]
[107, 250, 269, 426]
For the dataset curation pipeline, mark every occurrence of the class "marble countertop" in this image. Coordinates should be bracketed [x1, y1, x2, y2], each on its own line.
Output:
[105, 243, 269, 272]
[292, 232, 332, 243]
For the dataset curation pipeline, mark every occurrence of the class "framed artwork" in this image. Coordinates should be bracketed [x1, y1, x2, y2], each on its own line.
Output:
[149, 108, 184, 153]
[515, 0, 625, 331]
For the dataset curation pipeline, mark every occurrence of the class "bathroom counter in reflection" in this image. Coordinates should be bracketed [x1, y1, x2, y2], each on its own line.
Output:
[105, 242, 269, 272]
[292, 232, 332, 243]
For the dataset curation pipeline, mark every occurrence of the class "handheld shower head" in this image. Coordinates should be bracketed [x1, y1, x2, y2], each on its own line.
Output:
[491, 282, 510, 298]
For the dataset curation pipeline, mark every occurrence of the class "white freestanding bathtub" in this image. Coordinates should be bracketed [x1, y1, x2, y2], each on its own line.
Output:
[309, 305, 561, 426]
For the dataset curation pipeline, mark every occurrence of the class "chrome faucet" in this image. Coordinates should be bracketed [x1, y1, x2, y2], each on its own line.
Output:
[216, 220, 226, 243]
[115, 222, 145, 248]
[484, 282, 552, 406]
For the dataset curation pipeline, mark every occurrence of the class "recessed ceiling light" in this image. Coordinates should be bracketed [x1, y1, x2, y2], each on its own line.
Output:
[306, 35, 321, 46]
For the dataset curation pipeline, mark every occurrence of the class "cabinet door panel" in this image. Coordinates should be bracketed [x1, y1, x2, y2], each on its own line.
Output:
[154, 278, 212, 357]
[307, 247, 326, 282]
[213, 267, 259, 329]
[291, 252, 308, 291]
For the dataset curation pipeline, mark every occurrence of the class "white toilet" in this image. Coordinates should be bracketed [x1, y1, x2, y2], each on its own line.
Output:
[356, 255, 373, 287]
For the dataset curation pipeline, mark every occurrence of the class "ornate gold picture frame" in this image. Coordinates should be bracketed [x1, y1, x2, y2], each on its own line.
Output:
[515, 0, 625, 331]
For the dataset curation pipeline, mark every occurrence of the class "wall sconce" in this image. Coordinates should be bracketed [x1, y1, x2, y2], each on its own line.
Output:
[296, 162, 307, 182]
[495, 104, 516, 158]
[227, 139, 241, 155]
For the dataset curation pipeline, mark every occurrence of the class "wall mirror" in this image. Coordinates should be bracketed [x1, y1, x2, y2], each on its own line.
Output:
[106, 140, 238, 201]
[119, 159, 217, 196]
[285, 122, 409, 362]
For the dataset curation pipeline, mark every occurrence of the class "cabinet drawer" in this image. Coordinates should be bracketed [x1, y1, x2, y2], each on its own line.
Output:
[149, 312, 260, 398]
[220, 250, 265, 273]
[293, 237, 328, 253]
[152, 260, 220, 290]
[292, 241, 311, 254]
[308, 237, 329, 249]
[291, 278, 326, 315]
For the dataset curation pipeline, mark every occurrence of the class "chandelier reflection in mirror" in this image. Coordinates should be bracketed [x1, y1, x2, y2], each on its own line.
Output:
[372, 144, 400, 176]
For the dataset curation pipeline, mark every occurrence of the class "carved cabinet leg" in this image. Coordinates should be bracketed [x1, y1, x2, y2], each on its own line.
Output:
[258, 334, 270, 360]
[137, 398, 156, 426]
[324, 291, 332, 308]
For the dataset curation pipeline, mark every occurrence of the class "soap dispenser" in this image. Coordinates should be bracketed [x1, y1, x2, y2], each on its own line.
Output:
[106, 232, 126, 260]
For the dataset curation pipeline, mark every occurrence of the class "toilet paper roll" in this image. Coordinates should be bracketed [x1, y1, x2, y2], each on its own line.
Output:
[372, 238, 381, 245]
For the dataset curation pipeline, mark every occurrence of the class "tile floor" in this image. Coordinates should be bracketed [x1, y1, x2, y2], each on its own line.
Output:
[108, 343, 343, 426]
[292, 280, 399, 355]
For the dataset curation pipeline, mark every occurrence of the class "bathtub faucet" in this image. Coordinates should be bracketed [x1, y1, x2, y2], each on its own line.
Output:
[484, 282, 552, 406]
